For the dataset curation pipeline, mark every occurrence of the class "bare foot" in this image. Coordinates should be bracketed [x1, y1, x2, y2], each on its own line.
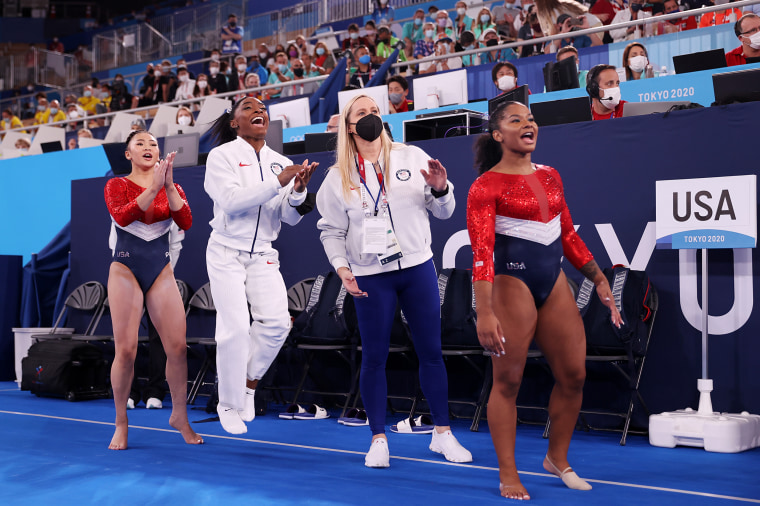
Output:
[169, 413, 204, 445]
[499, 471, 530, 500]
[109, 423, 128, 450]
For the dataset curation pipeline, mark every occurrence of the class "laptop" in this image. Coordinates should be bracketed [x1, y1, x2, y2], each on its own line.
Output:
[41, 141, 63, 153]
[304, 132, 337, 154]
[672, 49, 727, 75]
[489, 85, 530, 117]
[529, 96, 592, 127]
[163, 132, 200, 168]
[621, 100, 692, 117]
[712, 67, 760, 105]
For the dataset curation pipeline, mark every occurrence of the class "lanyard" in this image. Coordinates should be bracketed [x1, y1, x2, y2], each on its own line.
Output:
[356, 153, 387, 217]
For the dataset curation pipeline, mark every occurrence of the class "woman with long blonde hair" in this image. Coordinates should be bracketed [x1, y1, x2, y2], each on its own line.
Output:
[535, 0, 603, 52]
[316, 95, 471, 469]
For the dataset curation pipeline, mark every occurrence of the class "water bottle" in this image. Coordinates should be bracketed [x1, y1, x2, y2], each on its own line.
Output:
[645, 64, 654, 79]
[660, 66, 668, 77]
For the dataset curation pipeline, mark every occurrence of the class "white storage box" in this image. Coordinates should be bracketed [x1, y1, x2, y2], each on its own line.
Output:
[650, 408, 760, 453]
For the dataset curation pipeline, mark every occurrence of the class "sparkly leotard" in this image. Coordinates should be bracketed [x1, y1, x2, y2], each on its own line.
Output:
[466, 165, 593, 307]
[104, 177, 192, 293]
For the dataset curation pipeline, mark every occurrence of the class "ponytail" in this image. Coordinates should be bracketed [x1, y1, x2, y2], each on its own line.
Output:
[473, 134, 502, 175]
[209, 97, 250, 147]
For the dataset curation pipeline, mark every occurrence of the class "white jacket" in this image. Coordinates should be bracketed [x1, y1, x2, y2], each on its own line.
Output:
[205, 137, 306, 252]
[316, 143, 455, 276]
[609, 9, 652, 43]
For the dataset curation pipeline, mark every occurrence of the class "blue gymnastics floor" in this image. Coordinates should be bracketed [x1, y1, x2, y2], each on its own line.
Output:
[0, 382, 758, 505]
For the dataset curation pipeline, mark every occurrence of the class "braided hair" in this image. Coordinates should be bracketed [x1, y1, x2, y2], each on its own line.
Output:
[472, 100, 525, 175]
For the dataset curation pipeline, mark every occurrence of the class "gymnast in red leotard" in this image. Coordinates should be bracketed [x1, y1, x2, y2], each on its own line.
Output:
[104, 129, 203, 450]
[466, 101, 622, 501]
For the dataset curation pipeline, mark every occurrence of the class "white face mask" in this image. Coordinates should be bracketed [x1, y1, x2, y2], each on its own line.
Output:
[154, 70, 162, 77]
[600, 86, 621, 110]
[178, 115, 192, 126]
[179, 74, 188, 82]
[237, 64, 247, 72]
[497, 75, 516, 91]
[259, 52, 268, 59]
[628, 55, 648, 73]
[198, 80, 208, 89]
[69, 110, 79, 119]
[211, 54, 219, 61]
[209, 67, 219, 76]
[744, 31, 760, 50]
[457, 7, 466, 15]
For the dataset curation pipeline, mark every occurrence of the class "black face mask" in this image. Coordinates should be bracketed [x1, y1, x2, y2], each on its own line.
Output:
[486, 38, 499, 47]
[229, 21, 236, 27]
[631, 3, 642, 12]
[352, 114, 384, 142]
[293, 68, 304, 77]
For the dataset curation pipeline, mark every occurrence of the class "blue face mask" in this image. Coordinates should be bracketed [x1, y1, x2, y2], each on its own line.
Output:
[316, 47, 325, 55]
[359, 54, 371, 65]
[414, 18, 423, 26]
[279, 63, 289, 73]
[250, 61, 259, 69]
[480, 14, 491, 24]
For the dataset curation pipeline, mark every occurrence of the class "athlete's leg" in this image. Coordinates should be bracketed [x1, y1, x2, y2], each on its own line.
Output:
[107, 262, 145, 450]
[533, 270, 588, 486]
[145, 264, 202, 445]
[490, 275, 537, 500]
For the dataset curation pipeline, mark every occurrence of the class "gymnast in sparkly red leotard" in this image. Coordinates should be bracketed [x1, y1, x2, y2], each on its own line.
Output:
[466, 102, 622, 501]
[105, 130, 202, 451]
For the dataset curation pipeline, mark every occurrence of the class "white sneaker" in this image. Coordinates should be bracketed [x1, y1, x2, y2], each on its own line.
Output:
[429, 430, 473, 463]
[217, 404, 247, 434]
[145, 397, 163, 409]
[240, 388, 255, 422]
[364, 438, 390, 468]
[127, 398, 135, 410]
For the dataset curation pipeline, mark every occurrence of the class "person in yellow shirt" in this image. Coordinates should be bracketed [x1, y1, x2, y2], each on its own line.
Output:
[1, 108, 26, 134]
[42, 100, 67, 125]
[77, 85, 101, 115]
[33, 97, 49, 125]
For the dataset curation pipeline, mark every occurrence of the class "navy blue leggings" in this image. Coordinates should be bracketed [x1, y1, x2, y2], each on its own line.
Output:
[353, 259, 450, 435]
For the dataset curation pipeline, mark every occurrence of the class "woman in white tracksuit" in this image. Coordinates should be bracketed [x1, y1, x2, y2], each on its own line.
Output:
[204, 97, 317, 434]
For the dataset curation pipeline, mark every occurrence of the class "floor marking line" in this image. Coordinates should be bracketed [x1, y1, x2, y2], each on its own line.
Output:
[1, 409, 758, 503]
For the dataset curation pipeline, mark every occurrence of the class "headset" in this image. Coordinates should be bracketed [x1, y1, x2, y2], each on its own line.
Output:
[586, 64, 616, 100]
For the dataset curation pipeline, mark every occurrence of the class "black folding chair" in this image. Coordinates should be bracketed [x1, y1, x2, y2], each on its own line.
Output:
[33, 281, 106, 342]
[185, 282, 217, 405]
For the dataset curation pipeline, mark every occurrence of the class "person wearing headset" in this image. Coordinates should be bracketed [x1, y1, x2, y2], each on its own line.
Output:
[586, 64, 626, 120]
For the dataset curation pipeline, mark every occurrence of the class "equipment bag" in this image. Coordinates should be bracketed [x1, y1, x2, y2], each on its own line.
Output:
[21, 340, 109, 401]
[438, 268, 479, 349]
[575, 265, 653, 359]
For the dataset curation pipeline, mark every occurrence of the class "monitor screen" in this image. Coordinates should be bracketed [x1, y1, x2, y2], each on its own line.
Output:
[268, 97, 311, 129]
[163, 132, 200, 168]
[672, 49, 727, 75]
[488, 85, 530, 117]
[102, 142, 133, 175]
[411, 69, 469, 110]
[621, 100, 692, 117]
[543, 57, 580, 93]
[529, 96, 592, 127]
[338, 85, 390, 116]
[41, 141, 63, 153]
[304, 132, 338, 153]
[712, 67, 760, 105]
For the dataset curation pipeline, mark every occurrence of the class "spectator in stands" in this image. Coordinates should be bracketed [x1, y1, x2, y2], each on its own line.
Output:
[473, 7, 497, 40]
[64, 94, 85, 116]
[266, 52, 294, 98]
[348, 46, 378, 88]
[208, 48, 221, 71]
[428, 5, 439, 18]
[207, 58, 228, 94]
[78, 85, 101, 116]
[658, 0, 697, 32]
[133, 64, 157, 108]
[44, 100, 66, 125]
[492, 1, 520, 39]
[176, 106, 195, 129]
[68, 127, 93, 150]
[33, 95, 48, 125]
[536, 0, 603, 52]
[342, 23, 369, 52]
[587, 64, 626, 120]
[295, 35, 313, 59]
[434, 10, 456, 40]
[174, 67, 196, 102]
[286, 42, 301, 60]
[110, 74, 132, 112]
[374, 25, 407, 64]
[364, 20, 379, 53]
[556, 13, 602, 49]
[326, 113, 340, 132]
[15, 137, 31, 153]
[302, 52, 324, 78]
[727, 13, 760, 66]
[453, 2, 475, 38]
[243, 73, 264, 101]
[492, 61, 521, 94]
[247, 53, 269, 85]
[480, 28, 519, 63]
[258, 43, 273, 70]
[66, 103, 83, 132]
[158, 59, 177, 103]
[609, 0, 652, 43]
[282, 58, 320, 97]
[556, 45, 588, 87]
[1, 108, 25, 134]
[195, 73, 211, 99]
[371, 0, 395, 26]
[48, 36, 64, 53]
[403, 9, 427, 55]
[221, 13, 244, 55]
[517, 8, 546, 58]
[176, 58, 195, 80]
[622, 42, 656, 80]
[230, 55, 251, 93]
[387, 74, 412, 113]
[699, 1, 743, 28]
[413, 22, 437, 63]
[130, 118, 146, 131]
[314, 41, 336, 72]
[460, 30, 480, 66]
[420, 33, 463, 74]
[275, 43, 286, 55]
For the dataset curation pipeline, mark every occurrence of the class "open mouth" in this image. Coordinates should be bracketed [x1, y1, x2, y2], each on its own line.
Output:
[252, 117, 265, 125]
[142, 153, 153, 160]
[520, 131, 535, 140]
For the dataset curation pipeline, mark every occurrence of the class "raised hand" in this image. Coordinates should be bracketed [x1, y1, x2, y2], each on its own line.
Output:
[420, 158, 448, 192]
[294, 159, 319, 193]
[163, 151, 177, 189]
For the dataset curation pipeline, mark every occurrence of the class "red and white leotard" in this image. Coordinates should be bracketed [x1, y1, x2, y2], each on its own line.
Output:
[105, 177, 192, 235]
